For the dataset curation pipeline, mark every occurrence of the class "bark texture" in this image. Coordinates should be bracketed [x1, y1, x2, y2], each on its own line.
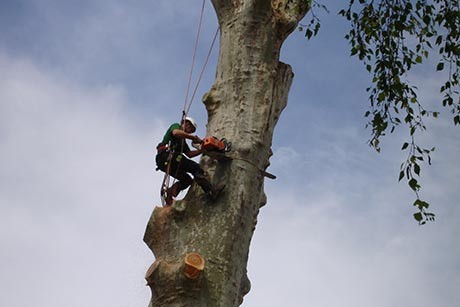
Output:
[144, 1, 310, 306]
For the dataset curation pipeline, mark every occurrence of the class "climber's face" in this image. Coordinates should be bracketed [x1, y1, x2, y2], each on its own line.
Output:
[184, 121, 196, 133]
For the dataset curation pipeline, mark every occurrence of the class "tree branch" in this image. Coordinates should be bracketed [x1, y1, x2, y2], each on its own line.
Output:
[210, 0, 235, 24]
[272, 0, 311, 39]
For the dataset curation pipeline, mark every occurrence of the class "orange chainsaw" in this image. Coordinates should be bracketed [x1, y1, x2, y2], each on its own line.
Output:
[200, 137, 231, 153]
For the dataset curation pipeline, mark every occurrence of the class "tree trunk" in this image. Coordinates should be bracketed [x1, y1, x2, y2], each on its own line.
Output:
[144, 1, 310, 306]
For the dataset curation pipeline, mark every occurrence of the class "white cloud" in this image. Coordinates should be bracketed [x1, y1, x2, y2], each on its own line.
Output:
[0, 53, 159, 307]
[245, 183, 460, 307]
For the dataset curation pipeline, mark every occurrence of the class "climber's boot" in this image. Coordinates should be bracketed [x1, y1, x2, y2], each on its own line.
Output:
[165, 182, 181, 206]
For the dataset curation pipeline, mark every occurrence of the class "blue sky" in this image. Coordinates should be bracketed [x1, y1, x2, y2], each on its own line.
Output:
[1, 1, 459, 307]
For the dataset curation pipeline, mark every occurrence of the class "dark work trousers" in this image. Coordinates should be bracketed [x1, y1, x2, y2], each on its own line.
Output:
[156, 150, 212, 193]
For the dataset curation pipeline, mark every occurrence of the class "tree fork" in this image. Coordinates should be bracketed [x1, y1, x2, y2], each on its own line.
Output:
[144, 1, 310, 306]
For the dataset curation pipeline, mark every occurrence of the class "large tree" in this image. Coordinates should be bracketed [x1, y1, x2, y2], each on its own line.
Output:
[144, 0, 459, 306]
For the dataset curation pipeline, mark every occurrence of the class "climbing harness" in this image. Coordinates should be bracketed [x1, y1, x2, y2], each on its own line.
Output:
[159, 0, 219, 206]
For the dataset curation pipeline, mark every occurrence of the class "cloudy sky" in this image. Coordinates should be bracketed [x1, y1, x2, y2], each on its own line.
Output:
[1, 1, 459, 307]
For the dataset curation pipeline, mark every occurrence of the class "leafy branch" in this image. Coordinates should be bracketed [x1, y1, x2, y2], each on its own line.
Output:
[339, 0, 459, 224]
[299, 1, 329, 39]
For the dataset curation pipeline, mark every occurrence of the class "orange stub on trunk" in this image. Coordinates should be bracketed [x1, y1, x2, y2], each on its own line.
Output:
[184, 253, 205, 280]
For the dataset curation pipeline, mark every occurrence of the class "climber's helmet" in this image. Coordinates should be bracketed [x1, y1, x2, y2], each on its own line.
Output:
[184, 116, 197, 133]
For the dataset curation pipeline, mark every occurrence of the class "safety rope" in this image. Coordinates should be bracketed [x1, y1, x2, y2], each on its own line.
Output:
[186, 26, 219, 115]
[183, 0, 207, 120]
[161, 0, 219, 206]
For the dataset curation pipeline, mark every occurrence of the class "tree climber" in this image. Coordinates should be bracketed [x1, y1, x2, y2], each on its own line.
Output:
[156, 117, 224, 205]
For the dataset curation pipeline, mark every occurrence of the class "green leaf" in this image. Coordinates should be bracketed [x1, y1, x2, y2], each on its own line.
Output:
[401, 142, 409, 150]
[413, 212, 423, 222]
[437, 62, 444, 71]
[435, 35, 443, 45]
[425, 212, 436, 221]
[421, 201, 429, 209]
[423, 15, 431, 25]
[415, 55, 422, 63]
[454, 115, 460, 125]
[409, 178, 419, 191]
[398, 170, 405, 181]
[414, 163, 421, 176]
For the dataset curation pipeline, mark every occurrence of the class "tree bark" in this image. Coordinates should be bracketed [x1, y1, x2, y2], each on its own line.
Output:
[144, 1, 310, 306]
